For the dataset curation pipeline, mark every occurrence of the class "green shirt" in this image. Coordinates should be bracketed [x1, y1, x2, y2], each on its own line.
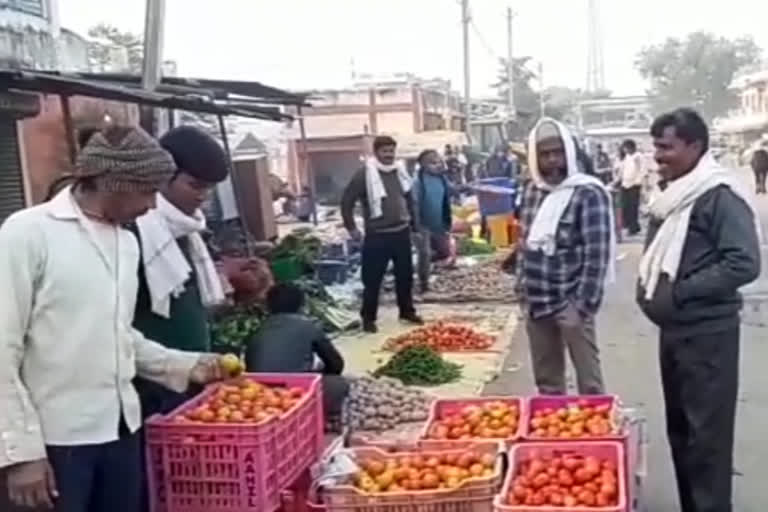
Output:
[132, 235, 211, 353]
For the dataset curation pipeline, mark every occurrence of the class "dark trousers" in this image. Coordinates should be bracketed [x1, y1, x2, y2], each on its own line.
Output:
[621, 185, 641, 234]
[753, 168, 767, 194]
[47, 427, 141, 512]
[660, 327, 739, 512]
[360, 228, 415, 322]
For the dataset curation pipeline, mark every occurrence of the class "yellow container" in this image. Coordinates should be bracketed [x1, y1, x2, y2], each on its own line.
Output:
[487, 214, 510, 248]
[471, 225, 483, 240]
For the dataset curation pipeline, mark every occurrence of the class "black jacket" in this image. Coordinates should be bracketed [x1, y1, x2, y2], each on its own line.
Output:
[637, 185, 760, 338]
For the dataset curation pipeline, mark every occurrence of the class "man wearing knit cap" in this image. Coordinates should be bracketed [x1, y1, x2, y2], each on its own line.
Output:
[0, 125, 227, 512]
[341, 135, 423, 333]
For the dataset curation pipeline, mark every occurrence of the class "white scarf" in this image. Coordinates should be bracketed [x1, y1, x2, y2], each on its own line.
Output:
[639, 152, 760, 299]
[136, 194, 226, 318]
[526, 118, 617, 284]
[365, 156, 412, 219]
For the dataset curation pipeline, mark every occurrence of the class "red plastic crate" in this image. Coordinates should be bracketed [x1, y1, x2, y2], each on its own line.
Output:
[320, 442, 504, 512]
[523, 395, 623, 441]
[494, 441, 626, 512]
[421, 397, 525, 446]
[146, 373, 324, 512]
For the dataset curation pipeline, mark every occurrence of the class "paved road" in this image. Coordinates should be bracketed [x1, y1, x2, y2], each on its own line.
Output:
[486, 166, 768, 512]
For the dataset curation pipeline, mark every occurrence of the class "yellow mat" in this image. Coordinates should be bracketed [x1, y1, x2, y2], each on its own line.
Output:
[333, 303, 518, 397]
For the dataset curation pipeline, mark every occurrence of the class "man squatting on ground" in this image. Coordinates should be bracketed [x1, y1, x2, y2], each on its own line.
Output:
[638, 108, 761, 512]
[0, 126, 224, 512]
[341, 135, 423, 333]
[517, 118, 616, 395]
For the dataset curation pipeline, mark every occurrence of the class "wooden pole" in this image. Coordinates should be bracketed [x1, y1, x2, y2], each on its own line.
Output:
[217, 114, 253, 256]
[60, 95, 77, 165]
[140, 0, 166, 134]
[297, 105, 318, 225]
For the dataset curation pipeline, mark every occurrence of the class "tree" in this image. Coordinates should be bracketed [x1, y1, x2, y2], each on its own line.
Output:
[635, 32, 761, 121]
[541, 86, 611, 123]
[87, 24, 144, 73]
[491, 56, 540, 118]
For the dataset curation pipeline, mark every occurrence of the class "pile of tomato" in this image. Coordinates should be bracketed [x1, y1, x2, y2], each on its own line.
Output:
[504, 452, 620, 507]
[426, 401, 520, 440]
[528, 400, 615, 439]
[354, 449, 496, 493]
[384, 322, 495, 352]
[177, 377, 305, 424]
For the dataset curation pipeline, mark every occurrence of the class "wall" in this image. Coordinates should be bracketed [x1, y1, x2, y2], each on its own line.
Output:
[376, 111, 414, 135]
[19, 95, 138, 203]
[0, 24, 88, 71]
[304, 112, 370, 138]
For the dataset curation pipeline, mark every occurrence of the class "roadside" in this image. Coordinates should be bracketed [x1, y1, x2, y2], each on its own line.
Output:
[485, 165, 768, 511]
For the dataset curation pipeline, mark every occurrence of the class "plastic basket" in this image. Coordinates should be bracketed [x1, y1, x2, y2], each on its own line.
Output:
[315, 260, 348, 285]
[421, 397, 525, 446]
[146, 374, 324, 512]
[493, 441, 626, 512]
[320, 442, 504, 512]
[472, 178, 517, 217]
[523, 395, 624, 442]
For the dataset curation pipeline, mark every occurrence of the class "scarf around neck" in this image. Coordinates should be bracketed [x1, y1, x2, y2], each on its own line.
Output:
[525, 118, 616, 284]
[639, 152, 761, 299]
[135, 194, 225, 318]
[365, 156, 412, 219]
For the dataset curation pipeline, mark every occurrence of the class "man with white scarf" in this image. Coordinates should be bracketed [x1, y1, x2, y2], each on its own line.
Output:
[517, 118, 615, 396]
[131, 126, 229, 419]
[341, 135, 423, 333]
[637, 108, 760, 512]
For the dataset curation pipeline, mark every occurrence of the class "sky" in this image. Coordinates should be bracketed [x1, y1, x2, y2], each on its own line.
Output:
[59, 0, 768, 98]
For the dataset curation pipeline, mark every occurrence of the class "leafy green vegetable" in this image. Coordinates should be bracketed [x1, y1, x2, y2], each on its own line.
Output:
[374, 346, 462, 386]
[270, 231, 322, 267]
[210, 304, 265, 355]
[457, 237, 495, 256]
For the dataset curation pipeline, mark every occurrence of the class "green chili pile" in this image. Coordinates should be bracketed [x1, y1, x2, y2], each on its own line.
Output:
[373, 346, 462, 386]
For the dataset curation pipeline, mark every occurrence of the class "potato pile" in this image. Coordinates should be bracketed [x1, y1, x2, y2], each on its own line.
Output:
[427, 263, 517, 302]
[342, 376, 432, 432]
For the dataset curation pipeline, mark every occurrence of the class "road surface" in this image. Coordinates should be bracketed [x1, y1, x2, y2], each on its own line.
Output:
[485, 166, 768, 511]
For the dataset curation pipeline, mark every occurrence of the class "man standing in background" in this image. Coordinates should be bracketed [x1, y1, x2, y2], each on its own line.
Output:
[341, 136, 423, 333]
[617, 139, 646, 235]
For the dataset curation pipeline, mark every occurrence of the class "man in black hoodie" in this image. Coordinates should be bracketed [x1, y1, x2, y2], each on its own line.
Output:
[637, 108, 760, 512]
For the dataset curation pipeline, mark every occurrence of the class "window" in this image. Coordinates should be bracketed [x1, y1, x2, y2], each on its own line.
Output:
[0, 0, 45, 17]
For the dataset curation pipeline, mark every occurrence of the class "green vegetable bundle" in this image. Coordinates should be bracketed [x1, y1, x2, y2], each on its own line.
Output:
[270, 230, 321, 266]
[210, 304, 265, 356]
[374, 346, 462, 386]
[457, 237, 495, 256]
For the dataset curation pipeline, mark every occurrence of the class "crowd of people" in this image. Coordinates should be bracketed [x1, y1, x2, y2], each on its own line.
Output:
[0, 105, 762, 512]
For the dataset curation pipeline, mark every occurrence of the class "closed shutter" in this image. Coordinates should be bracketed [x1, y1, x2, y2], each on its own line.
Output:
[0, 119, 26, 225]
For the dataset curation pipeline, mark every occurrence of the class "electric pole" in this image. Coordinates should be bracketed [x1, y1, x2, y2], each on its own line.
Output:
[506, 7, 515, 122]
[140, 0, 166, 135]
[461, 0, 471, 139]
[538, 62, 545, 117]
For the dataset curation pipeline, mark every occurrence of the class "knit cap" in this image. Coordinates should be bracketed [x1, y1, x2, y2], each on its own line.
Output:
[76, 125, 177, 192]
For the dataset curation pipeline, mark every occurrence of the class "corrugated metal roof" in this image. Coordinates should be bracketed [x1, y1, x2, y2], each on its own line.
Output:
[0, 69, 292, 121]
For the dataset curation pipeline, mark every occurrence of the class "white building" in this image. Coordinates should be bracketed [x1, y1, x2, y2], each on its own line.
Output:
[0, 0, 89, 71]
[715, 67, 768, 147]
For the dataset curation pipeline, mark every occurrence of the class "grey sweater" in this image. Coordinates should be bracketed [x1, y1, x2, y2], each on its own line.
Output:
[341, 167, 415, 234]
[637, 185, 760, 338]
